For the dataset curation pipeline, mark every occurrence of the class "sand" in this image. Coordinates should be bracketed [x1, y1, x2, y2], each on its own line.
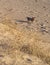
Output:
[0, 0, 50, 65]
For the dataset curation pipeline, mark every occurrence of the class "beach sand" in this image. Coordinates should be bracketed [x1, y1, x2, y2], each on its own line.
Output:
[0, 0, 50, 65]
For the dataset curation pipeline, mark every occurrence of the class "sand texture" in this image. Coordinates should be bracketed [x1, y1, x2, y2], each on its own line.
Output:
[0, 0, 50, 65]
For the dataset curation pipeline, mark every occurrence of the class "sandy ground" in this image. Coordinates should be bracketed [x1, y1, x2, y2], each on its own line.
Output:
[0, 0, 50, 65]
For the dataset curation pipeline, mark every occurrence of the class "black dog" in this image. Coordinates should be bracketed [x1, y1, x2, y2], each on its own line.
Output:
[26, 17, 35, 22]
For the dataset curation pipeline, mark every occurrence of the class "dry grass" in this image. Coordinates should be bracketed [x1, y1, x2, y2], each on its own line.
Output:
[0, 19, 50, 65]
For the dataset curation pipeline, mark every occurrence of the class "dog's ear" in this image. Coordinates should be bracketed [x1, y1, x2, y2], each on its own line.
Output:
[32, 17, 35, 19]
[31, 17, 35, 21]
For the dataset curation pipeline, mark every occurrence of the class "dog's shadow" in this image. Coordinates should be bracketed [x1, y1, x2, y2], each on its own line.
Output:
[15, 19, 30, 24]
[17, 20, 28, 23]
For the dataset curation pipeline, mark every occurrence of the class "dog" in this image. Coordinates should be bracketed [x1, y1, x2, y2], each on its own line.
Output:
[26, 17, 35, 22]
